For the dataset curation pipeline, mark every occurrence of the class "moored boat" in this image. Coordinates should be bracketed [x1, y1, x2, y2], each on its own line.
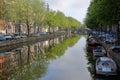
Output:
[92, 46, 106, 59]
[95, 57, 117, 76]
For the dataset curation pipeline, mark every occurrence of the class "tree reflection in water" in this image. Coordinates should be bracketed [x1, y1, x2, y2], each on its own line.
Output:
[0, 35, 80, 80]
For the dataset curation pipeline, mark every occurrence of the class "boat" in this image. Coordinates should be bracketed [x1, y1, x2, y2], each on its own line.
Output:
[87, 43, 102, 52]
[92, 46, 106, 59]
[95, 57, 117, 76]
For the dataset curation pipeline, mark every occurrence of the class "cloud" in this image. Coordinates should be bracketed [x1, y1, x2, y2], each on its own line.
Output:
[47, 0, 91, 23]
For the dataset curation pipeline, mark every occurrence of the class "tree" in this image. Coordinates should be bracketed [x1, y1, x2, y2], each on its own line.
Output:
[85, 0, 120, 28]
[31, 0, 46, 33]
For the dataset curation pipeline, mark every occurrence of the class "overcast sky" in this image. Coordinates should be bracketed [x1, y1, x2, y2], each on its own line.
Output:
[46, 0, 91, 23]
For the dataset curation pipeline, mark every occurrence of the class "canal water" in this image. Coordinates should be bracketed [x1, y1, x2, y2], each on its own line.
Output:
[0, 35, 120, 80]
[41, 36, 92, 80]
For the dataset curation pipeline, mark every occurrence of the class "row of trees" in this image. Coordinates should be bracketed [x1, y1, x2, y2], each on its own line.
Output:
[46, 11, 81, 32]
[0, 0, 81, 36]
[85, 0, 120, 30]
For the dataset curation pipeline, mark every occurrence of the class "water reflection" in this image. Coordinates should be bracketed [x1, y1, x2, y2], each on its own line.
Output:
[1, 35, 120, 80]
[41, 36, 92, 80]
[0, 35, 80, 80]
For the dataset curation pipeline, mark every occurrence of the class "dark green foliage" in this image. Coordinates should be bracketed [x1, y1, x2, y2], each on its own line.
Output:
[85, 0, 120, 28]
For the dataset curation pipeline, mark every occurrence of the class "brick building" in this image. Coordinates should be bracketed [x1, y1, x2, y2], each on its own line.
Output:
[0, 20, 6, 34]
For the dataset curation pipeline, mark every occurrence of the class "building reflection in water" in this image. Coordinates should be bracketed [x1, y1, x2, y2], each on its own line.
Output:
[0, 37, 62, 80]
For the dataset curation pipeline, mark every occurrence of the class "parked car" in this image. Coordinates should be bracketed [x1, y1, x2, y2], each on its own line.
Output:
[110, 45, 120, 53]
[0, 36, 6, 41]
[92, 46, 106, 59]
[104, 37, 117, 44]
[20, 34, 27, 38]
[95, 57, 117, 76]
[4, 34, 13, 40]
[38, 32, 47, 36]
[14, 33, 21, 39]
[99, 36, 106, 41]
[30, 33, 39, 37]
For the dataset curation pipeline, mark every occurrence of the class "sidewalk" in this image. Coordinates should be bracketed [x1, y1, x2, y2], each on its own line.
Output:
[0, 33, 64, 52]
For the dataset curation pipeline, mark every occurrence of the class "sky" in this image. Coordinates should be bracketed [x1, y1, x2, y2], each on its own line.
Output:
[46, 0, 91, 23]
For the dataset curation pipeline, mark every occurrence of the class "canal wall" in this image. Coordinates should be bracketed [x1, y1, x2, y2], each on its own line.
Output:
[0, 33, 66, 52]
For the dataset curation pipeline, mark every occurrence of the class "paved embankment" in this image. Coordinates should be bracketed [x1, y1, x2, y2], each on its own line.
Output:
[0, 33, 65, 52]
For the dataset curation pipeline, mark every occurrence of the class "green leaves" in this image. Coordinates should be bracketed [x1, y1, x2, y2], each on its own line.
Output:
[0, 0, 46, 23]
[46, 11, 81, 29]
[0, 0, 81, 32]
[85, 0, 120, 28]
[31, 0, 46, 25]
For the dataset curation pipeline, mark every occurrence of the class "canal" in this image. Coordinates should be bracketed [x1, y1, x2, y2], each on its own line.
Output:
[41, 36, 91, 80]
[0, 35, 120, 80]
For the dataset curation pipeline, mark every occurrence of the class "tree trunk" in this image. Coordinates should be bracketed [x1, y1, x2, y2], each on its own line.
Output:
[19, 20, 21, 35]
[48, 26, 50, 34]
[26, 20, 30, 37]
